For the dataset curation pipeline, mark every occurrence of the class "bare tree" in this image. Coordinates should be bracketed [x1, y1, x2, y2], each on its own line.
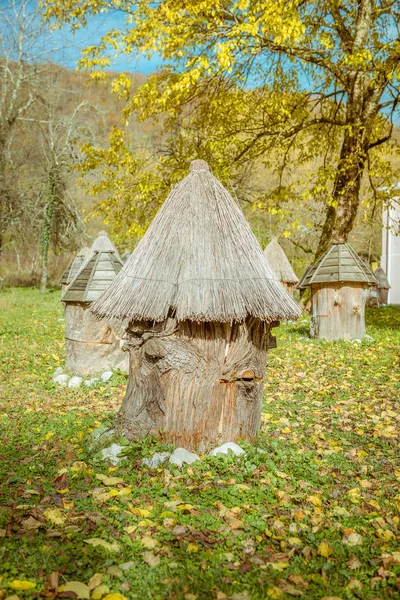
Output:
[36, 86, 99, 292]
[0, 0, 54, 252]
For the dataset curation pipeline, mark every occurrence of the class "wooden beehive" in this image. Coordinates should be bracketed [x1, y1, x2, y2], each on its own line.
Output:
[374, 266, 390, 305]
[62, 233, 128, 375]
[298, 243, 377, 340]
[92, 160, 301, 450]
[59, 247, 90, 295]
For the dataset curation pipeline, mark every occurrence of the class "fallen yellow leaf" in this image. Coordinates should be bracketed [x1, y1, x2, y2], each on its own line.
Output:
[8, 580, 36, 591]
[318, 540, 333, 558]
[58, 581, 90, 599]
[84, 538, 120, 552]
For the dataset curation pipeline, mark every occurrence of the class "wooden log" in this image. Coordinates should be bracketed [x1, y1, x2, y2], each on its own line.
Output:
[65, 302, 128, 375]
[117, 317, 273, 451]
[310, 282, 369, 340]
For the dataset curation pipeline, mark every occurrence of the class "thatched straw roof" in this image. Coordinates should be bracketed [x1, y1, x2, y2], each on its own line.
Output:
[298, 243, 377, 289]
[264, 237, 298, 284]
[92, 160, 300, 323]
[59, 247, 90, 285]
[374, 266, 390, 289]
[62, 250, 123, 303]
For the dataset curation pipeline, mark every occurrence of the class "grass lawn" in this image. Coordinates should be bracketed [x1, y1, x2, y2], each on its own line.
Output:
[0, 287, 399, 600]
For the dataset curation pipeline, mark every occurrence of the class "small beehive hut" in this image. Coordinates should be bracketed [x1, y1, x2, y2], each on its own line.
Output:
[92, 160, 301, 450]
[62, 232, 128, 375]
[60, 247, 90, 295]
[264, 237, 299, 296]
[298, 243, 377, 340]
[374, 266, 390, 305]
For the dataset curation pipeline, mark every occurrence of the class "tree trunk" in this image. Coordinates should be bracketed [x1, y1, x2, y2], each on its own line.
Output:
[0, 136, 10, 256]
[117, 317, 274, 451]
[40, 163, 57, 293]
[310, 282, 369, 341]
[315, 124, 368, 260]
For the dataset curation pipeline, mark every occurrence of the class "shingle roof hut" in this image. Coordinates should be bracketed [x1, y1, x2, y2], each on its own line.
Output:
[298, 243, 377, 340]
[62, 231, 128, 376]
[60, 247, 90, 295]
[92, 160, 301, 450]
[264, 237, 299, 296]
[374, 266, 390, 305]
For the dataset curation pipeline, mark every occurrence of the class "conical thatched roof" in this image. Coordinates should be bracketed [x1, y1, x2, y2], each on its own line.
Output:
[92, 160, 301, 323]
[59, 247, 90, 285]
[298, 243, 377, 289]
[374, 266, 390, 289]
[62, 249, 123, 303]
[264, 237, 298, 284]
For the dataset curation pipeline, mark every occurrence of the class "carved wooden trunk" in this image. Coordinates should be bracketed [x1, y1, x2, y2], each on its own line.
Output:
[65, 302, 128, 375]
[118, 317, 273, 450]
[310, 283, 369, 340]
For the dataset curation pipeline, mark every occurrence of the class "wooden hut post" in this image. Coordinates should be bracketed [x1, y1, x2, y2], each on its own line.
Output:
[264, 237, 299, 296]
[92, 160, 301, 451]
[62, 232, 128, 375]
[298, 244, 378, 341]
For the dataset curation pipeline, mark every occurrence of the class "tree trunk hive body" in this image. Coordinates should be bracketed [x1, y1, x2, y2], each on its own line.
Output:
[118, 318, 273, 450]
[62, 232, 127, 375]
[65, 302, 128, 375]
[310, 282, 369, 340]
[299, 243, 377, 341]
[92, 161, 301, 449]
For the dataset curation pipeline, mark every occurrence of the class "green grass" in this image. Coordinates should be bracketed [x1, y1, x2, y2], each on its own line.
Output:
[0, 288, 399, 600]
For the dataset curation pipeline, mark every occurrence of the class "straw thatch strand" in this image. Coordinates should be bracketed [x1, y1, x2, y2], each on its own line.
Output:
[92, 161, 300, 323]
[264, 237, 298, 284]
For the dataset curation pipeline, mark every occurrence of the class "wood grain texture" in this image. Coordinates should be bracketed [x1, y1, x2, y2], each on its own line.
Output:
[310, 283, 369, 340]
[117, 317, 273, 451]
[65, 302, 128, 375]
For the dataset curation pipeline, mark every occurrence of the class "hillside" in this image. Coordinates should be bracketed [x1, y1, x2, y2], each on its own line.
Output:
[1, 62, 399, 287]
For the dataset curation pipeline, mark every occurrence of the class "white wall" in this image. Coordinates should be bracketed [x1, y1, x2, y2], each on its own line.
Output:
[382, 195, 400, 304]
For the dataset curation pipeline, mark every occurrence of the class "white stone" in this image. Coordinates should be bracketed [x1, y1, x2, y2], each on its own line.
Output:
[169, 447, 200, 467]
[101, 371, 113, 382]
[53, 366, 64, 377]
[101, 443, 125, 466]
[68, 376, 83, 389]
[210, 442, 245, 457]
[57, 318, 64, 323]
[142, 451, 171, 469]
[53, 374, 70, 386]
[351, 339, 362, 344]
[84, 378, 99, 387]
[364, 335, 375, 342]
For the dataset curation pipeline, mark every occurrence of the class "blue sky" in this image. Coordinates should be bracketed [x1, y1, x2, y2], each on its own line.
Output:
[44, 10, 163, 74]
